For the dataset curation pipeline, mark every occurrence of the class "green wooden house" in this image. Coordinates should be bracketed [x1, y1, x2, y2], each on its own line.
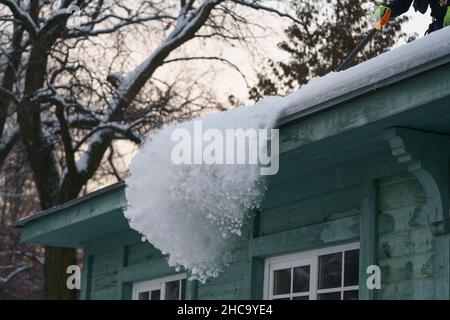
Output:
[14, 32, 450, 300]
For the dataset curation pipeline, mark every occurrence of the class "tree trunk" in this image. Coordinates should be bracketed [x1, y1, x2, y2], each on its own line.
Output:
[43, 182, 87, 300]
[44, 247, 78, 300]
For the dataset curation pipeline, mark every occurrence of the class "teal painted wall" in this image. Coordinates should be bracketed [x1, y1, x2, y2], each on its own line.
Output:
[82, 231, 180, 300]
[197, 228, 252, 300]
[377, 173, 435, 299]
[90, 248, 122, 300]
[81, 148, 446, 300]
[82, 226, 255, 300]
[80, 156, 442, 300]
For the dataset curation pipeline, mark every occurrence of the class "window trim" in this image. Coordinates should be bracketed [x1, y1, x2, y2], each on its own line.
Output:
[132, 273, 187, 300]
[264, 242, 360, 300]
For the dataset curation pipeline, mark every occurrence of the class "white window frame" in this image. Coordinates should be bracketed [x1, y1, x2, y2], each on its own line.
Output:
[132, 273, 187, 300]
[264, 242, 359, 300]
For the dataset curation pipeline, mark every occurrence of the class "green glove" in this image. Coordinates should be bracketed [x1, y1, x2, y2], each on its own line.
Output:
[444, 6, 450, 27]
[375, 5, 389, 21]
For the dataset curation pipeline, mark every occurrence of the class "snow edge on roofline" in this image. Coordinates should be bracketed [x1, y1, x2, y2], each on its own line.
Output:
[278, 28, 450, 125]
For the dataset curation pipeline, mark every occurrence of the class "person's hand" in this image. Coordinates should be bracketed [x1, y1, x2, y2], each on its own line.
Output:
[444, 6, 450, 27]
[374, 5, 391, 30]
[374, 5, 389, 21]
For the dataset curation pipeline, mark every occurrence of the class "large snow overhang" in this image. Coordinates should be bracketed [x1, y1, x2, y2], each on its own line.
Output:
[13, 29, 450, 248]
[12, 182, 128, 248]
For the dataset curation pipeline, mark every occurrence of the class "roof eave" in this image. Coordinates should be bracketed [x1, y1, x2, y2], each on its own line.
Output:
[278, 52, 450, 127]
[12, 180, 126, 229]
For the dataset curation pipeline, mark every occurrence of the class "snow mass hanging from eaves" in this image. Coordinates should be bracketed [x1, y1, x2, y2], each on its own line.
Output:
[124, 28, 450, 282]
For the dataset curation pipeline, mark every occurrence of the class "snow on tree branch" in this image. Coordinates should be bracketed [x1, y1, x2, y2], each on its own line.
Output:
[0, 0, 38, 37]
[0, 265, 30, 283]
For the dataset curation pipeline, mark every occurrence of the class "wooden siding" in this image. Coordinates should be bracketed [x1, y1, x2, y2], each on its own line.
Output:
[378, 174, 435, 299]
[81, 166, 439, 300]
[79, 148, 445, 301]
[197, 239, 251, 300]
[90, 248, 122, 300]
[376, 173, 435, 299]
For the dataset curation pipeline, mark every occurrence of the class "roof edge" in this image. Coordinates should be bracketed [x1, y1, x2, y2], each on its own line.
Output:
[278, 52, 450, 126]
[12, 181, 126, 228]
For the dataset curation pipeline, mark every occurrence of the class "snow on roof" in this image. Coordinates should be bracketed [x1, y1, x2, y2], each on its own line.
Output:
[279, 27, 450, 124]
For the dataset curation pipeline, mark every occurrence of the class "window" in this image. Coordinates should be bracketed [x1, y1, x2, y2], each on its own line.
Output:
[265, 243, 359, 300]
[132, 274, 187, 300]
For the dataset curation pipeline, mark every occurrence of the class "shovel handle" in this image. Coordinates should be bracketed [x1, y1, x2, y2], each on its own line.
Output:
[337, 28, 377, 71]
[337, 8, 391, 72]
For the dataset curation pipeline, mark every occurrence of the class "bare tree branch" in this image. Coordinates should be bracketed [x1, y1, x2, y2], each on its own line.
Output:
[164, 56, 249, 86]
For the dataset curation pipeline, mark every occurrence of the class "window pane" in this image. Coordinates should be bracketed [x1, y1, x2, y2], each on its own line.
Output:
[165, 280, 181, 300]
[180, 279, 187, 300]
[150, 290, 161, 300]
[318, 253, 342, 289]
[138, 291, 149, 300]
[317, 292, 341, 300]
[273, 268, 291, 295]
[293, 296, 309, 300]
[293, 266, 310, 293]
[344, 249, 359, 287]
[343, 290, 358, 300]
